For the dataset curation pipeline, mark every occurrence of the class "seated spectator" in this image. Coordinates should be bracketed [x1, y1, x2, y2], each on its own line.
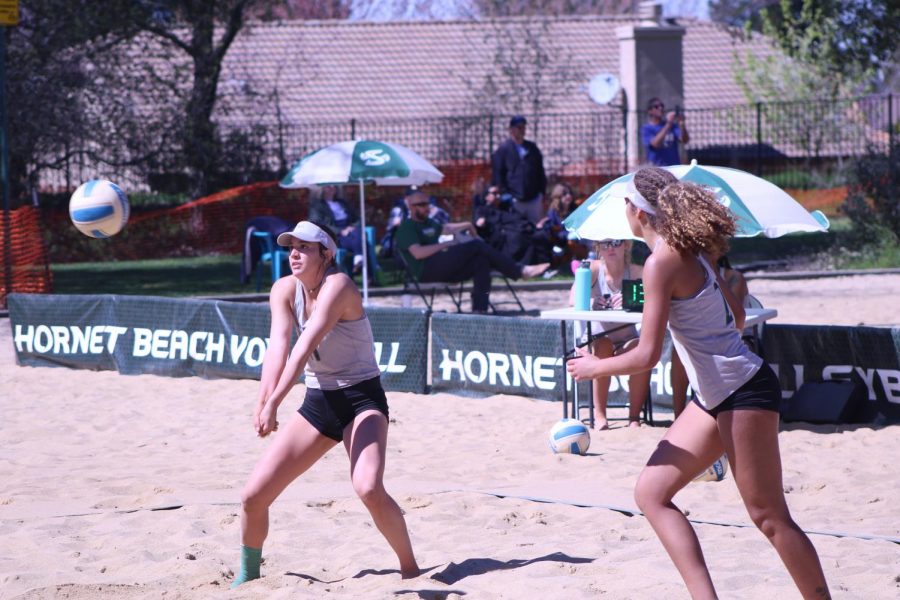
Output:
[473, 184, 553, 266]
[542, 183, 589, 266]
[427, 195, 451, 225]
[469, 176, 489, 220]
[307, 185, 375, 276]
[394, 189, 550, 313]
[380, 188, 449, 259]
[379, 195, 409, 259]
[569, 238, 651, 430]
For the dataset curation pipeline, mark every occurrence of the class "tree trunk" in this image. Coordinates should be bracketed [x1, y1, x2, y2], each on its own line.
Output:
[184, 8, 219, 199]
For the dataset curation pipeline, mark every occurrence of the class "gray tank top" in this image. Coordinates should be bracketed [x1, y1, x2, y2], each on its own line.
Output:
[293, 277, 381, 390]
[668, 257, 762, 409]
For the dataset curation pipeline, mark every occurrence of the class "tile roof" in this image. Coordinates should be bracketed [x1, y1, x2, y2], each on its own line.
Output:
[40, 16, 789, 191]
[218, 16, 776, 126]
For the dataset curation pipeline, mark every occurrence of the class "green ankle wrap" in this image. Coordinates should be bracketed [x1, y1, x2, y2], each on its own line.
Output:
[230, 545, 262, 588]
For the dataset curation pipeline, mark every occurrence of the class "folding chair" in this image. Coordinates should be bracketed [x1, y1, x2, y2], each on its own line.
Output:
[395, 250, 526, 314]
[395, 250, 464, 312]
[488, 274, 526, 314]
[252, 231, 290, 292]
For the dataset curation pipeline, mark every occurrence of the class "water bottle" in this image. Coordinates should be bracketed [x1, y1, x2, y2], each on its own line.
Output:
[574, 259, 592, 311]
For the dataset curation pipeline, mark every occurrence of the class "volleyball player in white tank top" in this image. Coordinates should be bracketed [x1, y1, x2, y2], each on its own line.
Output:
[566, 169, 830, 599]
[231, 221, 419, 587]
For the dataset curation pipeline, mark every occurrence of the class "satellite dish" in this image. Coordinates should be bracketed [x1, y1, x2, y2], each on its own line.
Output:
[587, 73, 620, 105]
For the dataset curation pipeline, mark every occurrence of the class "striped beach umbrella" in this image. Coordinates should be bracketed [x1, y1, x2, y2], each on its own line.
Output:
[280, 140, 444, 304]
[564, 160, 830, 242]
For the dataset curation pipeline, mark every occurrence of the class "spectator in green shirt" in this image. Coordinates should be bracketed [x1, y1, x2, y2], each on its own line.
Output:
[394, 190, 549, 313]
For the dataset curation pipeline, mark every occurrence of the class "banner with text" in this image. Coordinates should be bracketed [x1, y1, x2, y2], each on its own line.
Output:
[8, 294, 428, 393]
[764, 324, 900, 422]
[430, 313, 676, 406]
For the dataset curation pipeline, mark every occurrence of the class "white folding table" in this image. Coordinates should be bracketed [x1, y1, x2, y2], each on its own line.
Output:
[538, 307, 779, 427]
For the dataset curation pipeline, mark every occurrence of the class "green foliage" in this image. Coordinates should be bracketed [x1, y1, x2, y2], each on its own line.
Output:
[38, 191, 190, 211]
[840, 145, 900, 245]
[734, 0, 856, 102]
[728, 228, 838, 264]
[50, 255, 252, 297]
[829, 238, 900, 270]
[762, 168, 844, 190]
[733, 0, 900, 98]
[44, 213, 200, 264]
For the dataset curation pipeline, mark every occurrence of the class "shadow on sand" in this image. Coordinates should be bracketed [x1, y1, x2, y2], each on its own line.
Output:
[429, 551, 593, 585]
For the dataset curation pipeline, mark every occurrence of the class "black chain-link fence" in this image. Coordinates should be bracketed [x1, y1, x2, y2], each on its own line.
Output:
[685, 94, 897, 188]
[37, 94, 899, 194]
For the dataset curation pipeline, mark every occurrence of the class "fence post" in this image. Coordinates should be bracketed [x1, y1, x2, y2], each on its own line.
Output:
[889, 94, 894, 157]
[350, 118, 356, 141]
[1, 30, 11, 308]
[488, 114, 494, 161]
[622, 105, 629, 173]
[756, 102, 762, 177]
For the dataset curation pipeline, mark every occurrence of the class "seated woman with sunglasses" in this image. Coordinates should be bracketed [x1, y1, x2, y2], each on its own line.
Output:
[569, 238, 651, 430]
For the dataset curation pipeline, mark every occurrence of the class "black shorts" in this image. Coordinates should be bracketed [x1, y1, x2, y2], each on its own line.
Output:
[298, 376, 389, 441]
[693, 362, 781, 418]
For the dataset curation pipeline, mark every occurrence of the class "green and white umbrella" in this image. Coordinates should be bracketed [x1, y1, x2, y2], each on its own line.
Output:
[564, 160, 830, 242]
[280, 140, 444, 304]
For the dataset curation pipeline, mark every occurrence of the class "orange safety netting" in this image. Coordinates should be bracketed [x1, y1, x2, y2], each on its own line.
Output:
[0, 206, 54, 308]
[128, 181, 310, 255]
[38, 161, 619, 266]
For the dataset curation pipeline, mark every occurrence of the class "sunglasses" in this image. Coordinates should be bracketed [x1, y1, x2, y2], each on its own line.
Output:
[651, 103, 664, 109]
[598, 240, 625, 249]
[409, 202, 430, 208]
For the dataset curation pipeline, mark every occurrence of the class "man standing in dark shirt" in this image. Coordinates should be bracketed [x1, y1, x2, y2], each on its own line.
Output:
[491, 115, 547, 225]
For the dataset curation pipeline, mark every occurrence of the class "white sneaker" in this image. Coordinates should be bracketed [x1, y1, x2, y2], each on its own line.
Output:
[521, 263, 550, 279]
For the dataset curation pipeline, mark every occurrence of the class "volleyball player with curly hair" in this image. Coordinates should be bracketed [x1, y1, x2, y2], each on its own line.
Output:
[567, 167, 830, 599]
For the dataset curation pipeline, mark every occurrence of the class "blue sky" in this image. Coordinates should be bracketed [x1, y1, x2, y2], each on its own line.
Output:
[350, 1, 710, 21]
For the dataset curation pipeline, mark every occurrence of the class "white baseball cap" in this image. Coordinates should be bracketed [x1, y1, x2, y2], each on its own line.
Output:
[276, 221, 338, 255]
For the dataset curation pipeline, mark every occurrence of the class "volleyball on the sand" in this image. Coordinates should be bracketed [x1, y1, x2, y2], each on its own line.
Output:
[69, 179, 130, 238]
[695, 454, 729, 482]
[549, 418, 591, 455]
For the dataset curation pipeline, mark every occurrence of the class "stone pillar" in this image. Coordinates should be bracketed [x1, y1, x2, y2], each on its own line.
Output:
[617, 2, 686, 168]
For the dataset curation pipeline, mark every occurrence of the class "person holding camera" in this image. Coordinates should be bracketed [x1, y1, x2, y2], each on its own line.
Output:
[641, 97, 689, 167]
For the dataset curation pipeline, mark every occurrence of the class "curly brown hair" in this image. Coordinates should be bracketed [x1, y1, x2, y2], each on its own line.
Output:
[631, 167, 735, 256]
[656, 182, 736, 256]
[632, 166, 677, 205]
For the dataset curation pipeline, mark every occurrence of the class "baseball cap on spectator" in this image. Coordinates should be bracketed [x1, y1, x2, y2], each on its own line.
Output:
[509, 115, 527, 127]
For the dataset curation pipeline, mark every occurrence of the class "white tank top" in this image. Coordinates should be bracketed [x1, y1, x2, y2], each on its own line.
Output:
[668, 257, 762, 409]
[585, 263, 638, 345]
[293, 277, 381, 390]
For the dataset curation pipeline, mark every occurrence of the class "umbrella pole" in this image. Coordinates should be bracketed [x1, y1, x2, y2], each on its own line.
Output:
[359, 179, 368, 305]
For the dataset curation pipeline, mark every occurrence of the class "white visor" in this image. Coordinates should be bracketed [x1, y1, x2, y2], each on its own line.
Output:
[626, 179, 657, 215]
[277, 221, 338, 256]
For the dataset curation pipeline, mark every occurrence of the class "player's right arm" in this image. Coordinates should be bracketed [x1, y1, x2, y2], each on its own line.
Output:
[253, 276, 296, 433]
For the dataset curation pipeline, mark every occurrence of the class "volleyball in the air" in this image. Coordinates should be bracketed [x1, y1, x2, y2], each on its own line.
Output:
[695, 454, 729, 482]
[69, 179, 130, 238]
[548, 418, 591, 455]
